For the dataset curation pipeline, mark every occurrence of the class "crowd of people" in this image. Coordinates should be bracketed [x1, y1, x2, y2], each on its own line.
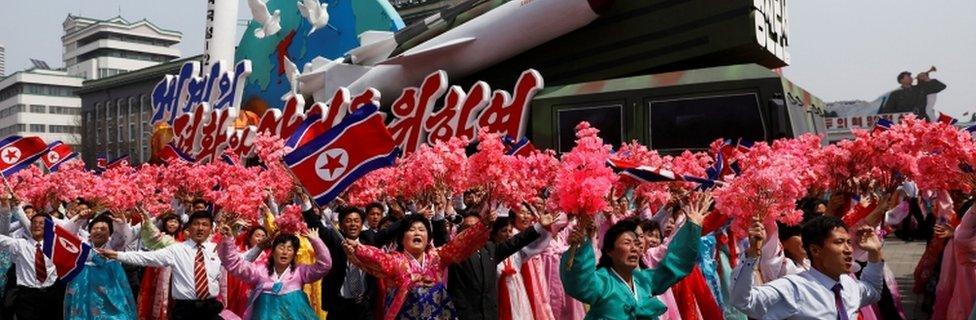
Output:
[0, 178, 972, 320]
[0, 118, 973, 320]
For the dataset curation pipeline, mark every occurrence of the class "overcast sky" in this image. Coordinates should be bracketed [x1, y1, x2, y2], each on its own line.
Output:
[2, 0, 973, 117]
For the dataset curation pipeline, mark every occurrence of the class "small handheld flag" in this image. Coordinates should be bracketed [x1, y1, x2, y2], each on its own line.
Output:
[42, 218, 91, 283]
[41, 141, 78, 172]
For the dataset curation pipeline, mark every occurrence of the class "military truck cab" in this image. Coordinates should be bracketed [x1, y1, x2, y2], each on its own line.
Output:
[529, 64, 826, 153]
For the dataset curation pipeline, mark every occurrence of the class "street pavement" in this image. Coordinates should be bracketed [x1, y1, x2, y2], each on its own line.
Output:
[884, 239, 929, 320]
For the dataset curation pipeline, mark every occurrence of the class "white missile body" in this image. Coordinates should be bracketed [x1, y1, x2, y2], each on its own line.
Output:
[300, 0, 613, 101]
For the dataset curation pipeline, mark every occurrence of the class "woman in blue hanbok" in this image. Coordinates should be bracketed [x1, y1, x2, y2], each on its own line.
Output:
[65, 214, 137, 319]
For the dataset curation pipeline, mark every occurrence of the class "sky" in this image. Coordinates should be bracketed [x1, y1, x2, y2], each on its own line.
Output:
[1, 0, 974, 117]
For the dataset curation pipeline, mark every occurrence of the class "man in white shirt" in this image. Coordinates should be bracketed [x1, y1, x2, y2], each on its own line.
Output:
[0, 206, 61, 320]
[731, 215, 884, 319]
[98, 211, 224, 320]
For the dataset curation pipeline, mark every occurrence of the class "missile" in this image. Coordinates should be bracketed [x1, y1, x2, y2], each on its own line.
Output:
[300, 0, 614, 102]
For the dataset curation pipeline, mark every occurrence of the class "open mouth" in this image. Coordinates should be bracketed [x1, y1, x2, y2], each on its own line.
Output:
[412, 237, 423, 245]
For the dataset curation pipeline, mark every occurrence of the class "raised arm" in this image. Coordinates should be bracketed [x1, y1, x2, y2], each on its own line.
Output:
[115, 245, 175, 267]
[495, 224, 541, 262]
[757, 221, 789, 281]
[517, 224, 552, 260]
[639, 221, 701, 295]
[730, 256, 796, 318]
[108, 218, 132, 251]
[437, 219, 490, 266]
[296, 232, 332, 283]
[559, 237, 607, 305]
[139, 211, 176, 249]
[919, 78, 947, 95]
[351, 243, 400, 280]
[217, 235, 263, 284]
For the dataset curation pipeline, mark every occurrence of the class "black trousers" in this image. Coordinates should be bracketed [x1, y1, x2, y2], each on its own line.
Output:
[170, 298, 223, 320]
[14, 285, 65, 320]
[325, 297, 373, 320]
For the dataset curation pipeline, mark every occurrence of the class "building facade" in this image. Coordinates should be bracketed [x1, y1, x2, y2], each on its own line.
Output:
[0, 69, 84, 148]
[62, 15, 182, 80]
[77, 56, 200, 165]
[0, 43, 5, 77]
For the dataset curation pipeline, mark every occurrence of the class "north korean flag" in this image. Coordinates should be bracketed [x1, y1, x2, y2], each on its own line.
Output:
[285, 110, 325, 149]
[502, 136, 537, 157]
[41, 141, 78, 172]
[42, 218, 91, 283]
[156, 143, 195, 163]
[106, 154, 129, 169]
[284, 104, 400, 207]
[872, 118, 894, 133]
[938, 112, 958, 125]
[0, 136, 48, 177]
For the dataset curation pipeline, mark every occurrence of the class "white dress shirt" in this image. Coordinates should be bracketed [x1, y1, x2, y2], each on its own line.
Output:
[731, 256, 884, 319]
[0, 235, 58, 288]
[116, 239, 223, 300]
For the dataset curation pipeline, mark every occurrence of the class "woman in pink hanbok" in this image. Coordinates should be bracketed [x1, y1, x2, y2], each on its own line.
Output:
[932, 202, 976, 320]
[639, 219, 681, 320]
[539, 217, 586, 320]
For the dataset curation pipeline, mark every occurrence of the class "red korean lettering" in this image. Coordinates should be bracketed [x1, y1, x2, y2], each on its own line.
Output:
[387, 71, 447, 153]
[476, 70, 543, 138]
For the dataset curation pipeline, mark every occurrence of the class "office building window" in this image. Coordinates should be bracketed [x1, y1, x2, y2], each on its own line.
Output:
[49, 106, 80, 115]
[29, 105, 45, 113]
[29, 124, 45, 132]
[49, 125, 80, 133]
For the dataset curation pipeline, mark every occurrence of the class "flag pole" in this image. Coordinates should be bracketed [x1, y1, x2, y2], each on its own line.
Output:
[278, 159, 345, 240]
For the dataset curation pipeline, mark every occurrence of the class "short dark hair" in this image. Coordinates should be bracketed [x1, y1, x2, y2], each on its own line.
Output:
[265, 233, 301, 275]
[75, 198, 91, 208]
[378, 215, 398, 231]
[338, 206, 364, 223]
[801, 215, 848, 258]
[88, 213, 115, 235]
[364, 202, 384, 214]
[30, 213, 52, 223]
[777, 221, 803, 243]
[157, 213, 182, 233]
[22, 205, 35, 211]
[639, 219, 660, 236]
[187, 210, 214, 226]
[192, 199, 209, 208]
[490, 216, 513, 241]
[897, 71, 912, 82]
[395, 214, 432, 252]
[597, 217, 647, 270]
[246, 226, 268, 248]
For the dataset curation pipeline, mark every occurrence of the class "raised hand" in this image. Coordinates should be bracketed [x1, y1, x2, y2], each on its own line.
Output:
[682, 193, 713, 226]
[567, 216, 595, 247]
[856, 225, 884, 262]
[746, 219, 766, 258]
[537, 208, 555, 229]
[217, 223, 233, 237]
[305, 227, 320, 240]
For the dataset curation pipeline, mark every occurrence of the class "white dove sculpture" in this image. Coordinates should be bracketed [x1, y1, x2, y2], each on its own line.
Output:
[281, 56, 300, 101]
[298, 0, 336, 35]
[248, 0, 282, 39]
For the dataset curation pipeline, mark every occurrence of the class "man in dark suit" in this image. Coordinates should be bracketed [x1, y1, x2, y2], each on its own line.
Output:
[306, 206, 378, 320]
[447, 209, 550, 320]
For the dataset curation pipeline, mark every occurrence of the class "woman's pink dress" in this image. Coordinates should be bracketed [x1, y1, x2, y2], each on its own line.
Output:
[932, 206, 976, 320]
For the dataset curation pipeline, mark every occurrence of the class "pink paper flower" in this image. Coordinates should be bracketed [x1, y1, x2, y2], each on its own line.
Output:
[548, 122, 617, 217]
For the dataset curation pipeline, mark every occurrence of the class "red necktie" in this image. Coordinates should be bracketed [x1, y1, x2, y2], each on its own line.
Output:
[34, 243, 47, 283]
[194, 244, 209, 299]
